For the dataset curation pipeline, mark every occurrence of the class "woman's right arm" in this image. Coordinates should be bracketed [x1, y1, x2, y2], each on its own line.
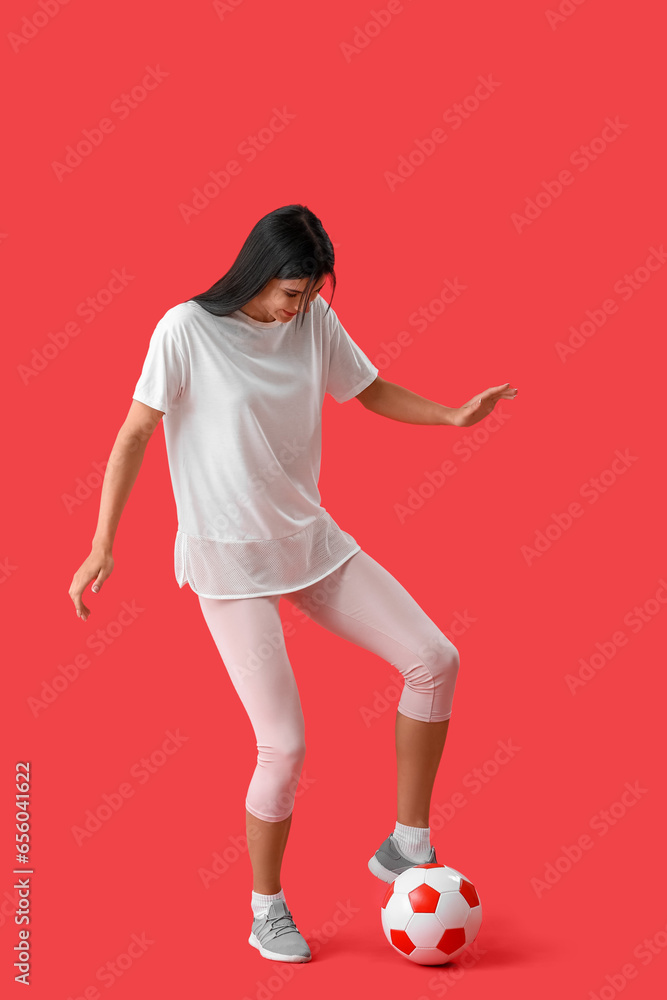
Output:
[68, 400, 165, 622]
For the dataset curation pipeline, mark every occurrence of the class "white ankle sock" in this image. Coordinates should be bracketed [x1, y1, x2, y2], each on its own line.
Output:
[251, 888, 286, 919]
[393, 821, 432, 862]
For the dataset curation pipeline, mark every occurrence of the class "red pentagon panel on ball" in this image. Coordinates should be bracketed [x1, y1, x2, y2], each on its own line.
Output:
[459, 879, 479, 908]
[390, 928, 416, 955]
[437, 926, 467, 955]
[381, 882, 395, 909]
[408, 882, 440, 913]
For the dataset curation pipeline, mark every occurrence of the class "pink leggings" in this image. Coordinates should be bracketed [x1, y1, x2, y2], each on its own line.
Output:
[198, 549, 460, 822]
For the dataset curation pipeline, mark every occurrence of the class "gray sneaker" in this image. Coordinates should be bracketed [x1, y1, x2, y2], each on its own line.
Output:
[368, 833, 438, 883]
[249, 900, 312, 962]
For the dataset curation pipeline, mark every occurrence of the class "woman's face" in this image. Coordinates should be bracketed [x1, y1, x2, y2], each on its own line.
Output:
[242, 276, 328, 323]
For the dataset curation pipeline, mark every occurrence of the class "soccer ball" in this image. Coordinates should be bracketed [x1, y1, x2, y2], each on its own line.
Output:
[380, 863, 482, 965]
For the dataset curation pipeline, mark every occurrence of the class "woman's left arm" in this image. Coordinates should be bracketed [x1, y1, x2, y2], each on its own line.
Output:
[355, 376, 518, 427]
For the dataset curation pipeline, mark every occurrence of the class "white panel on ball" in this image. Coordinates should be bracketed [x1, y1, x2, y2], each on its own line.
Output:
[385, 891, 415, 929]
[423, 867, 464, 892]
[392, 867, 427, 893]
[434, 891, 470, 928]
[464, 903, 483, 941]
[406, 912, 448, 948]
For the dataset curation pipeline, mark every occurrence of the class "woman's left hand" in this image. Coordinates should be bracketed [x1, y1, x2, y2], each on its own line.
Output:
[449, 383, 518, 427]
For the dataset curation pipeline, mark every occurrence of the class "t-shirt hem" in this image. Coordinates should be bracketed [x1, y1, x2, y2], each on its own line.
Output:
[183, 544, 362, 599]
[333, 368, 379, 403]
[132, 391, 167, 413]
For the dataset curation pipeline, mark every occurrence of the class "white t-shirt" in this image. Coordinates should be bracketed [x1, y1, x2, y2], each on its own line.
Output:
[131, 295, 379, 598]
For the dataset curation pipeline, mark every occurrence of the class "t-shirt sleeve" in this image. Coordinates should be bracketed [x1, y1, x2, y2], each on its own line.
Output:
[132, 313, 188, 416]
[325, 306, 379, 403]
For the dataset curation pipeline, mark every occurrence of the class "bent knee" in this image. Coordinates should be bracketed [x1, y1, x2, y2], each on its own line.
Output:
[422, 633, 460, 680]
[257, 736, 306, 768]
[282, 738, 307, 764]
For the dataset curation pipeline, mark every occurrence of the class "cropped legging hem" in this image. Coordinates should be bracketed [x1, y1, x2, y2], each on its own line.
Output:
[198, 548, 460, 822]
[396, 705, 453, 724]
[245, 800, 294, 823]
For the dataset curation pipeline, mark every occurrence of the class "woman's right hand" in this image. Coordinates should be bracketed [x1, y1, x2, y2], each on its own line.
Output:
[69, 547, 115, 621]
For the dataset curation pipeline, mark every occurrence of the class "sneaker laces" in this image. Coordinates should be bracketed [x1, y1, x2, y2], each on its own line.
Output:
[265, 911, 299, 938]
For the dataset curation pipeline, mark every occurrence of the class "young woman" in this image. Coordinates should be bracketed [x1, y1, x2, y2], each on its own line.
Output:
[69, 204, 517, 964]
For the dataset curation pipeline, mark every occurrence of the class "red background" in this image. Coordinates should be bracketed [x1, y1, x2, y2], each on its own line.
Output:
[2, 0, 666, 997]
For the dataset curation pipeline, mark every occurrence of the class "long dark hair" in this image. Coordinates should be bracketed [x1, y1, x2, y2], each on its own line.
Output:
[187, 204, 337, 330]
